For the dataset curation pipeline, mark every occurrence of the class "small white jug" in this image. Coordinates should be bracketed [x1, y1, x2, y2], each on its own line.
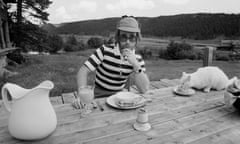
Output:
[1, 80, 57, 140]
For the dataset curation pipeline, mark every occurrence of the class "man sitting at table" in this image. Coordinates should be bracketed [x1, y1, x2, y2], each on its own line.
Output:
[76, 15, 150, 98]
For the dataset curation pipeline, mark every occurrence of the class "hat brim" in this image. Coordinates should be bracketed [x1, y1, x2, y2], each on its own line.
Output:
[118, 27, 140, 33]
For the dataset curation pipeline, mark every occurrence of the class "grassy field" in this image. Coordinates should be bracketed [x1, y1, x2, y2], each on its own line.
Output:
[0, 36, 238, 97]
[1, 50, 239, 97]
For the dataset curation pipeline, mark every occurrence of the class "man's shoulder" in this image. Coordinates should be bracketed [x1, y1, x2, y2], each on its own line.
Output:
[102, 44, 114, 50]
[100, 44, 115, 52]
[104, 43, 115, 49]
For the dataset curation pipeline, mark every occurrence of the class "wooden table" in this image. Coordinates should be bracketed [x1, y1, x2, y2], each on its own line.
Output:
[0, 80, 240, 144]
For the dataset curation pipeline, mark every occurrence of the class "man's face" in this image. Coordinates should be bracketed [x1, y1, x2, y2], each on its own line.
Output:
[118, 31, 137, 52]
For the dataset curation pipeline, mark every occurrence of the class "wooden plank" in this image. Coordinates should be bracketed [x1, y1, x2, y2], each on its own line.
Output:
[148, 84, 157, 90]
[148, 113, 240, 144]
[0, 21, 6, 49]
[82, 104, 237, 144]
[70, 99, 227, 144]
[3, 20, 11, 48]
[160, 78, 180, 86]
[188, 125, 240, 144]
[50, 96, 64, 105]
[150, 81, 168, 88]
[0, 100, 11, 117]
[61, 92, 76, 104]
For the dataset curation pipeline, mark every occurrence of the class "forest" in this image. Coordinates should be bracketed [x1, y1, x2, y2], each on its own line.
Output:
[45, 13, 240, 40]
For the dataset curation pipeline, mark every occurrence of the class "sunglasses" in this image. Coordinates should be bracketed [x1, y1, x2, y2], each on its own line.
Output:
[119, 34, 137, 42]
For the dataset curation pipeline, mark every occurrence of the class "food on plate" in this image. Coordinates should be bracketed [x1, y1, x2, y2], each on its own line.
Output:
[176, 83, 190, 93]
[114, 92, 144, 107]
[117, 97, 143, 107]
[173, 83, 195, 96]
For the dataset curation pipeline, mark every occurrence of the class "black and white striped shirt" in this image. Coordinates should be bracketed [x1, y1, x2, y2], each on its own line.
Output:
[84, 44, 146, 91]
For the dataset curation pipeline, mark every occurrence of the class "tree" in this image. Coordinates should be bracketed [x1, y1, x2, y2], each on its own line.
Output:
[6, 0, 52, 64]
[64, 35, 86, 52]
[16, 0, 52, 24]
[47, 35, 63, 53]
[166, 41, 193, 60]
[66, 35, 78, 45]
[9, 0, 52, 47]
[87, 37, 104, 49]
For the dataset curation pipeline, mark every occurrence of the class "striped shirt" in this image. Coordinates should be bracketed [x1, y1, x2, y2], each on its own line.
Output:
[84, 44, 146, 92]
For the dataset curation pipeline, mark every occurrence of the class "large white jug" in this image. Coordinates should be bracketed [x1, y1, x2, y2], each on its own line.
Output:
[1, 80, 57, 140]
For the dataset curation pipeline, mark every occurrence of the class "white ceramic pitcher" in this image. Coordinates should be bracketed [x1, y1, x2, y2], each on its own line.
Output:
[1, 80, 57, 140]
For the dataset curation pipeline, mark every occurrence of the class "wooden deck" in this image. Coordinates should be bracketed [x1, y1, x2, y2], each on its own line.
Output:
[0, 79, 240, 144]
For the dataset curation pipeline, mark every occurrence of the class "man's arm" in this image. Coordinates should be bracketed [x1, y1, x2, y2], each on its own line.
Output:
[122, 49, 150, 93]
[133, 66, 150, 93]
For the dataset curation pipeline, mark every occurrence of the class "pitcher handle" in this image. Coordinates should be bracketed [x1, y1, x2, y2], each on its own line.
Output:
[2, 83, 12, 112]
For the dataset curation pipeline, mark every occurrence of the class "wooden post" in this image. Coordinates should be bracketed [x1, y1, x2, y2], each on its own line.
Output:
[0, 19, 6, 49]
[203, 46, 214, 67]
[3, 20, 11, 48]
[0, 48, 19, 78]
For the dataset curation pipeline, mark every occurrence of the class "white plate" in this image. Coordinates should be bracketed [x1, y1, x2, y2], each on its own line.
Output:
[106, 92, 145, 109]
[173, 86, 195, 96]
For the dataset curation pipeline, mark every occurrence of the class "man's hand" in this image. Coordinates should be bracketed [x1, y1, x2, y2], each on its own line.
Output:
[122, 49, 139, 68]
[72, 97, 83, 109]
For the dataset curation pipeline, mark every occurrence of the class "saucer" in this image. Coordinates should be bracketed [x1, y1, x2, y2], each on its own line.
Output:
[173, 86, 195, 96]
[133, 122, 151, 131]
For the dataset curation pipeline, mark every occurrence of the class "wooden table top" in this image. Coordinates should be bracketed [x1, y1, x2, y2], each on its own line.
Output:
[0, 80, 240, 144]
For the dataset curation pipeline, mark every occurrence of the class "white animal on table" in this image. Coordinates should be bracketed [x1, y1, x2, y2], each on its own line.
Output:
[180, 66, 237, 92]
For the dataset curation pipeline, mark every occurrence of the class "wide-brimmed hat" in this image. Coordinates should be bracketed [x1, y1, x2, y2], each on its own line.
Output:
[117, 17, 140, 33]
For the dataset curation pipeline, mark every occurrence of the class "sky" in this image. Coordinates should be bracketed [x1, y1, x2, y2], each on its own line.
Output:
[47, 0, 240, 24]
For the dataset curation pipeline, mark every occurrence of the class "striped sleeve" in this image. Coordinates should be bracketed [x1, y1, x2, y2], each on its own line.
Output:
[84, 46, 104, 71]
[136, 54, 146, 72]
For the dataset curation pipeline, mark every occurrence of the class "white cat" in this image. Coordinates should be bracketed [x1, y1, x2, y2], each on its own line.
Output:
[180, 66, 237, 92]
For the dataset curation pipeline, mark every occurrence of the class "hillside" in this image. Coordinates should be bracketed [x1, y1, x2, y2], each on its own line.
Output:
[43, 13, 240, 39]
